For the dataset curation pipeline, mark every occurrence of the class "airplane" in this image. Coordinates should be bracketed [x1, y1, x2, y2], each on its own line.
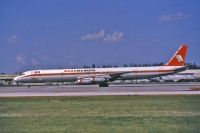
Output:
[150, 74, 199, 82]
[13, 45, 188, 87]
[150, 70, 200, 82]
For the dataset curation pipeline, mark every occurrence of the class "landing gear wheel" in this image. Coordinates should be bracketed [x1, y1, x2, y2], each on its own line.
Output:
[99, 83, 109, 87]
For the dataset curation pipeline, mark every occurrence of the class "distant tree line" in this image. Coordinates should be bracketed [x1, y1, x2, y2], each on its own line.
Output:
[81, 62, 200, 69]
[185, 62, 200, 69]
[1, 62, 199, 75]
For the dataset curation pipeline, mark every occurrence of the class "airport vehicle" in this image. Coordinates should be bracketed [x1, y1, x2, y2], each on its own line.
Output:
[13, 45, 188, 87]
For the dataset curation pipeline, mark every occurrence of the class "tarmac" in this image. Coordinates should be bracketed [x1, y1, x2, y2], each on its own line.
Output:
[0, 83, 200, 97]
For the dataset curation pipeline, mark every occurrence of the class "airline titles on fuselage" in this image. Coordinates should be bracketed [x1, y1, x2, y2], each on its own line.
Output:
[63, 69, 96, 73]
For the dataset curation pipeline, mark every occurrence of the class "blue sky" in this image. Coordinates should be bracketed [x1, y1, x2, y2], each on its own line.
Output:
[0, 0, 200, 73]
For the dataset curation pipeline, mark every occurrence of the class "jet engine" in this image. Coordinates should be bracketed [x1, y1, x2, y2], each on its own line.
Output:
[77, 77, 108, 85]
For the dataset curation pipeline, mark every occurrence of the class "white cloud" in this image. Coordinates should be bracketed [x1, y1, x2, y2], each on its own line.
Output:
[7, 35, 18, 44]
[81, 29, 105, 41]
[15, 54, 26, 65]
[159, 12, 189, 22]
[81, 29, 124, 43]
[103, 31, 123, 43]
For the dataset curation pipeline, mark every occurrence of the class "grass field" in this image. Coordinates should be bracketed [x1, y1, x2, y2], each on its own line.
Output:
[0, 95, 200, 133]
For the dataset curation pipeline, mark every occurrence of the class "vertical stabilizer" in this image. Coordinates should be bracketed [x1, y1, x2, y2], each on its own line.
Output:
[165, 45, 188, 66]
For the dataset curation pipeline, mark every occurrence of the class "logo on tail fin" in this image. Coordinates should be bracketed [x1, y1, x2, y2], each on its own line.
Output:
[175, 55, 183, 62]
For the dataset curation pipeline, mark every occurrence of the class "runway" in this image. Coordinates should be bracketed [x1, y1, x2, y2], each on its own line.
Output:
[0, 83, 200, 97]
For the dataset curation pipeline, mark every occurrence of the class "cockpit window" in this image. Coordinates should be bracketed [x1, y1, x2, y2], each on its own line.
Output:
[34, 71, 40, 74]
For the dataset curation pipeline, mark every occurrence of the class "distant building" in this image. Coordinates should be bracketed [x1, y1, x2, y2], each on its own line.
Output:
[0, 74, 20, 86]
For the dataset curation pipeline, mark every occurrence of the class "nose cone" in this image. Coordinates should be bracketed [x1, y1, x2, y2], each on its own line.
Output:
[12, 76, 21, 85]
[13, 75, 23, 82]
[13, 77, 19, 82]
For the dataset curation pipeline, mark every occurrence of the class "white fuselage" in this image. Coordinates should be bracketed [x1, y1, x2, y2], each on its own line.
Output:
[13, 66, 184, 84]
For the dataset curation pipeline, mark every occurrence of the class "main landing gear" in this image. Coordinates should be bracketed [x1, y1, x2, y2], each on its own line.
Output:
[99, 82, 109, 87]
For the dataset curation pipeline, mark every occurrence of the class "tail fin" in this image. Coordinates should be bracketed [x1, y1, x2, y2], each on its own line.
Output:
[165, 45, 188, 66]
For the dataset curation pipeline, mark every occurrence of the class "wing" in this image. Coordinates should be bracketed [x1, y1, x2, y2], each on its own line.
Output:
[77, 71, 129, 82]
[108, 71, 130, 81]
